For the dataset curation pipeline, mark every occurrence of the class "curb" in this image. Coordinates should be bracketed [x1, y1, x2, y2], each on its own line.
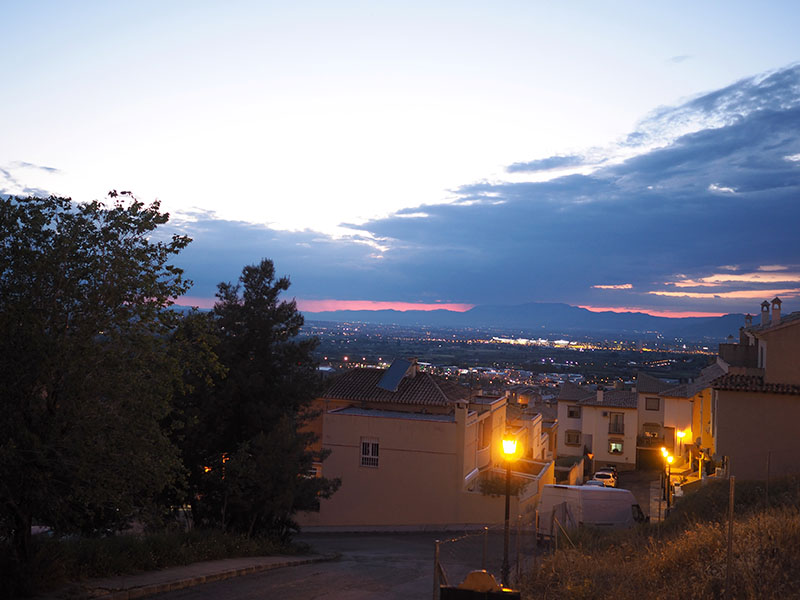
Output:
[82, 555, 337, 600]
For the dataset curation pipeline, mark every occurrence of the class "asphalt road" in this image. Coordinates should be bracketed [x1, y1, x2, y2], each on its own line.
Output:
[149, 531, 511, 600]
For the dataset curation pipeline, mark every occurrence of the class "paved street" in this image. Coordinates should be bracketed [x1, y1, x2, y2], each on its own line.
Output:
[150, 532, 488, 600]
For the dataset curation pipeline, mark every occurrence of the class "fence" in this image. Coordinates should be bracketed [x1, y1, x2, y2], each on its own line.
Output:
[432, 516, 541, 598]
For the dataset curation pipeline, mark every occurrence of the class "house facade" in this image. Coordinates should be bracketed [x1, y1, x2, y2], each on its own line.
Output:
[299, 359, 554, 528]
[713, 298, 800, 480]
[557, 383, 638, 472]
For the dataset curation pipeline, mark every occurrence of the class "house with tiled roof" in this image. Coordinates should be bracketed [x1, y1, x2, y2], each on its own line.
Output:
[631, 371, 681, 469]
[712, 298, 800, 480]
[298, 359, 554, 528]
[557, 384, 639, 473]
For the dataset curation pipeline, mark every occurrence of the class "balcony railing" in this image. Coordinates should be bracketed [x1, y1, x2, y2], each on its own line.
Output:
[637, 434, 666, 448]
[608, 425, 625, 435]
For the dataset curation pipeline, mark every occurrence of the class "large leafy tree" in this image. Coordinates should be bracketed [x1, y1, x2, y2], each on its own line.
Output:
[0, 193, 191, 564]
[179, 259, 339, 539]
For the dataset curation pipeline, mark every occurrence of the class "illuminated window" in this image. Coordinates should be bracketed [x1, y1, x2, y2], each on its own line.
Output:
[609, 440, 623, 454]
[567, 405, 582, 419]
[645, 397, 660, 411]
[565, 430, 581, 446]
[360, 437, 379, 468]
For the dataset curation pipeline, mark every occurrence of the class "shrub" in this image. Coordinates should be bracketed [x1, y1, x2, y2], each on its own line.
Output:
[0, 529, 295, 598]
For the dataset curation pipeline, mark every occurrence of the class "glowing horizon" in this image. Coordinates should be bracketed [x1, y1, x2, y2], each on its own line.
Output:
[174, 297, 476, 313]
[296, 299, 475, 313]
[578, 305, 727, 318]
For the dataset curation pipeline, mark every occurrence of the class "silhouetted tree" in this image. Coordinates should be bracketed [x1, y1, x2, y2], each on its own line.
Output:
[0, 193, 192, 568]
[178, 259, 339, 539]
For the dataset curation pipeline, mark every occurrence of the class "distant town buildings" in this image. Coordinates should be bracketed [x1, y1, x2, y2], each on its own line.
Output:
[301, 298, 799, 529]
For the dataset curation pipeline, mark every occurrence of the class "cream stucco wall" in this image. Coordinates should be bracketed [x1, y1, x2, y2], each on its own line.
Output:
[715, 389, 800, 480]
[581, 406, 637, 470]
[663, 396, 693, 459]
[556, 402, 583, 459]
[298, 398, 540, 528]
[692, 388, 715, 454]
[637, 392, 665, 434]
[759, 322, 800, 385]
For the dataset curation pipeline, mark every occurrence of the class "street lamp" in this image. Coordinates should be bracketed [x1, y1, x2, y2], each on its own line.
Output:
[501, 434, 517, 587]
[677, 430, 686, 458]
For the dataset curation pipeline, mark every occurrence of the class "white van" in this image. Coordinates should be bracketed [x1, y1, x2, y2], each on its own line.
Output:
[536, 484, 647, 537]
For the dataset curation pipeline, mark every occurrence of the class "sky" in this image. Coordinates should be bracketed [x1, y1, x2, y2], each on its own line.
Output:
[3, 1, 800, 317]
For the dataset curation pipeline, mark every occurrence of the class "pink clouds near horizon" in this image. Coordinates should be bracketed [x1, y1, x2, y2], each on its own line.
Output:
[578, 305, 727, 318]
[296, 299, 475, 313]
[174, 297, 476, 313]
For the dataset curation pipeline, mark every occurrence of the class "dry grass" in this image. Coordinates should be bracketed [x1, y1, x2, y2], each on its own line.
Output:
[523, 478, 800, 599]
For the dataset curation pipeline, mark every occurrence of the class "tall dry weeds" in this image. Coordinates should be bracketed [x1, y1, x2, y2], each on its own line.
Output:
[523, 506, 800, 599]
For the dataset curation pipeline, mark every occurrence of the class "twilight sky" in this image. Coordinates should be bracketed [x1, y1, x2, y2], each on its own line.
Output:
[3, 1, 800, 317]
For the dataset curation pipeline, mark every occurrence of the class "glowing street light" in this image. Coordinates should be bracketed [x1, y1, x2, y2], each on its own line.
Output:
[676, 430, 686, 456]
[502, 438, 517, 456]
[501, 433, 517, 587]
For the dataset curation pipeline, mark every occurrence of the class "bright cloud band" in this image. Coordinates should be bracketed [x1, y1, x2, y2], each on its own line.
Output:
[296, 299, 475, 313]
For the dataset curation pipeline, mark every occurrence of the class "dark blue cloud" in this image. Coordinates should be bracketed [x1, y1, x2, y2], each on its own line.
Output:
[175, 64, 800, 314]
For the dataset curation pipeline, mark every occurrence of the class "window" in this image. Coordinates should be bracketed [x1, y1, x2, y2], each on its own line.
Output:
[609, 440, 623, 454]
[565, 430, 581, 446]
[567, 405, 582, 419]
[360, 437, 379, 468]
[609, 412, 624, 434]
[645, 397, 660, 411]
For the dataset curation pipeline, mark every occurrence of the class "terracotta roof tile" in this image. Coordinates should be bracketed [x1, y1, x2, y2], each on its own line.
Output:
[712, 374, 800, 395]
[635, 372, 674, 394]
[581, 390, 638, 409]
[322, 368, 469, 406]
[558, 381, 595, 402]
[662, 363, 727, 398]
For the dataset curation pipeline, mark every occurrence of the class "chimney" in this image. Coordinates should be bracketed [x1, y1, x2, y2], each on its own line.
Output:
[771, 297, 782, 325]
[744, 313, 753, 328]
[407, 357, 418, 378]
[596, 389, 604, 403]
[739, 326, 748, 345]
[761, 300, 770, 326]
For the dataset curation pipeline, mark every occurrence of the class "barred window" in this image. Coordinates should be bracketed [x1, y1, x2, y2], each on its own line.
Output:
[360, 437, 379, 468]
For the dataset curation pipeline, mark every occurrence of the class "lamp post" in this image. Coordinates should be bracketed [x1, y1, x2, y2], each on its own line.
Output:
[666, 455, 674, 510]
[677, 430, 686, 458]
[501, 434, 517, 587]
[661, 447, 668, 500]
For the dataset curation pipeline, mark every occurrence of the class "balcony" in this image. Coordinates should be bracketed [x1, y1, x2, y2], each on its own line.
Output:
[637, 434, 666, 448]
[608, 425, 625, 435]
[476, 444, 491, 469]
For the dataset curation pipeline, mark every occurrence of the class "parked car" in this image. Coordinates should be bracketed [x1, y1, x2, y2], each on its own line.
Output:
[596, 466, 618, 477]
[591, 471, 617, 487]
[584, 479, 606, 487]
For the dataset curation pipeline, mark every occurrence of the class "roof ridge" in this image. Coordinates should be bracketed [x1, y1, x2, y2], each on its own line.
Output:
[426, 371, 453, 404]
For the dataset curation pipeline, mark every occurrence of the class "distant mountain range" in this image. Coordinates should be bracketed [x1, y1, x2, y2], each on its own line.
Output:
[302, 302, 746, 341]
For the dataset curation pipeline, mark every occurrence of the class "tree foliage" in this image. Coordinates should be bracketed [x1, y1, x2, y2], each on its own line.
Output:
[0, 193, 191, 564]
[176, 259, 339, 539]
[1, 192, 337, 583]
